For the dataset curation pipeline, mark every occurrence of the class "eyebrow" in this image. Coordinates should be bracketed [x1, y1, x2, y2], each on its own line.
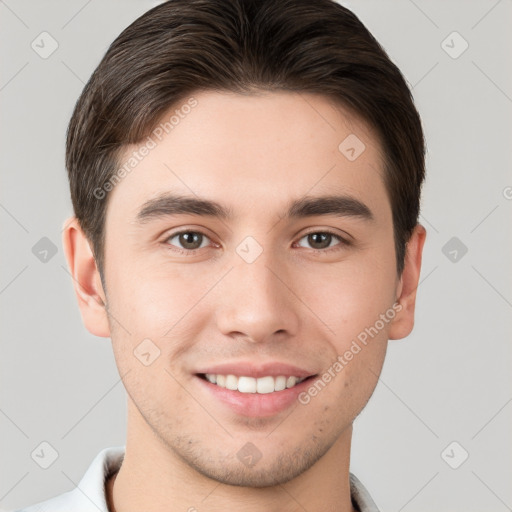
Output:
[135, 193, 374, 223]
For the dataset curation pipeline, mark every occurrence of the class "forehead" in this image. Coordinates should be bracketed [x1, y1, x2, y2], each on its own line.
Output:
[107, 90, 389, 226]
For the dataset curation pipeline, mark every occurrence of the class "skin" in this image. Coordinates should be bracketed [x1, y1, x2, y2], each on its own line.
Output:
[63, 90, 426, 512]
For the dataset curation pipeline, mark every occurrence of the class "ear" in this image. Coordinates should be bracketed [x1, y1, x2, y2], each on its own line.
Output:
[62, 216, 110, 337]
[388, 223, 427, 340]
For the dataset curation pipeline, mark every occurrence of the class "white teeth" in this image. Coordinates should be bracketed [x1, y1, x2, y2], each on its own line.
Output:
[225, 374, 238, 390]
[274, 375, 287, 391]
[204, 374, 306, 393]
[256, 376, 275, 394]
[238, 376, 257, 393]
[286, 376, 297, 388]
[205, 374, 213, 383]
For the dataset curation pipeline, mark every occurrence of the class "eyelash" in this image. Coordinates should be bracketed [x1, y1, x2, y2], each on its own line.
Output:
[163, 229, 350, 256]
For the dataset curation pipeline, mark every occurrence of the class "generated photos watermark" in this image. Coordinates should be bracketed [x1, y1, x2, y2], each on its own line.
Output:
[93, 96, 198, 200]
[298, 302, 402, 405]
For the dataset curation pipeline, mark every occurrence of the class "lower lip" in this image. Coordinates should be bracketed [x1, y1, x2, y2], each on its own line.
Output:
[195, 375, 316, 418]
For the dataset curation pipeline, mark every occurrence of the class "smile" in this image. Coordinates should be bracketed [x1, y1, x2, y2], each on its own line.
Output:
[200, 374, 308, 394]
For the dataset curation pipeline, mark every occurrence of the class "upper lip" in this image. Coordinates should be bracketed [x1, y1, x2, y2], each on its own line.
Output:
[195, 361, 317, 379]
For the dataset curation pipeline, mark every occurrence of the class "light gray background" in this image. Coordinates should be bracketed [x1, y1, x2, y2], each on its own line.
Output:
[1, 0, 511, 510]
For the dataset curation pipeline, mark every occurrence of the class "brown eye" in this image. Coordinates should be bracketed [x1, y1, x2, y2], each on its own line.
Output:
[307, 233, 332, 250]
[165, 231, 210, 252]
[296, 231, 349, 252]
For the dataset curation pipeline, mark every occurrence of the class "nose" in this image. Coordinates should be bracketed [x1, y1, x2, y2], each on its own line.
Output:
[214, 251, 300, 344]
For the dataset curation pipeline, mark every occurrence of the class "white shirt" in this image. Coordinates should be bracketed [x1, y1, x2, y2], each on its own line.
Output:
[14, 446, 380, 512]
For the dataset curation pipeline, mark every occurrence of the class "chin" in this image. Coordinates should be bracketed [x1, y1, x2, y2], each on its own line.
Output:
[178, 438, 330, 488]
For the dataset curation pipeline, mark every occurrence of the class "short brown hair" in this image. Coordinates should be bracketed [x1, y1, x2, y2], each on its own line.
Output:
[66, 0, 425, 279]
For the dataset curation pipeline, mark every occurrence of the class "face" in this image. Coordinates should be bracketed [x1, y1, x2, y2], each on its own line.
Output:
[87, 90, 411, 486]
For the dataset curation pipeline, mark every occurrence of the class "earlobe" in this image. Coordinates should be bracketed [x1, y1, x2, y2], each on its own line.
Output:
[62, 217, 110, 337]
[388, 224, 427, 340]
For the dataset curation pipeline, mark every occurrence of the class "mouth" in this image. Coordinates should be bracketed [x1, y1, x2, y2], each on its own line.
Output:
[192, 360, 320, 417]
[194, 371, 318, 417]
[196, 373, 317, 394]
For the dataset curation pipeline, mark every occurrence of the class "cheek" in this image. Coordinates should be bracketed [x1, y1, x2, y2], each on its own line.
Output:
[306, 258, 397, 342]
[340, 339, 387, 419]
[106, 255, 217, 373]
[106, 246, 202, 329]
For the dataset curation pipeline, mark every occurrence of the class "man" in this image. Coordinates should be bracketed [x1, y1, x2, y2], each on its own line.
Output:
[15, 0, 426, 510]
